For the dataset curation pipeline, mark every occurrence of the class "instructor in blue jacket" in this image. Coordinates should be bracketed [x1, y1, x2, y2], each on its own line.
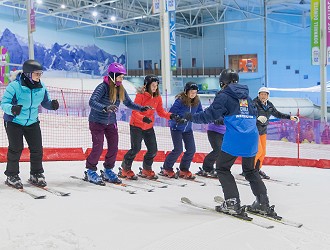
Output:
[184, 69, 276, 216]
[1, 60, 59, 189]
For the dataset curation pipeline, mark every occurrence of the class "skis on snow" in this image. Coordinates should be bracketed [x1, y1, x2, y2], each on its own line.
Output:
[4, 180, 46, 199]
[70, 175, 137, 194]
[195, 172, 250, 186]
[100, 170, 155, 192]
[18, 188, 46, 199]
[122, 178, 167, 189]
[120, 180, 155, 192]
[175, 168, 206, 186]
[214, 196, 303, 228]
[25, 182, 70, 196]
[181, 197, 274, 229]
[132, 168, 186, 187]
[156, 175, 187, 187]
[234, 174, 299, 187]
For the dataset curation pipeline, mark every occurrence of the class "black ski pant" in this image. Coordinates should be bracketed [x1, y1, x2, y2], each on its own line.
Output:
[4, 121, 44, 176]
[122, 125, 157, 170]
[202, 131, 224, 172]
[216, 150, 267, 201]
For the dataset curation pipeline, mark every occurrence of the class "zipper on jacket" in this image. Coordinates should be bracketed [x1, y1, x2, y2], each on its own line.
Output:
[24, 90, 33, 126]
[183, 106, 192, 132]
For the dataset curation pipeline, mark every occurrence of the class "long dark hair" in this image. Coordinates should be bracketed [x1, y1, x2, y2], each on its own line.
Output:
[175, 91, 200, 107]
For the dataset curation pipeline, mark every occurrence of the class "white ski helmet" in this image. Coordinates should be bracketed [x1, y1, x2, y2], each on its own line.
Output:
[258, 87, 270, 95]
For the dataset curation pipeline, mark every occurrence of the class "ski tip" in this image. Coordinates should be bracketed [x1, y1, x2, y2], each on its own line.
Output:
[35, 195, 46, 199]
[181, 197, 191, 203]
[61, 193, 71, 196]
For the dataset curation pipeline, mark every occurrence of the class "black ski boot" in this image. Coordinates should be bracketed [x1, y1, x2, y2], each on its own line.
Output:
[6, 175, 23, 189]
[196, 167, 208, 177]
[196, 167, 218, 178]
[215, 198, 243, 215]
[208, 169, 218, 178]
[259, 170, 270, 179]
[29, 173, 47, 187]
[248, 194, 277, 217]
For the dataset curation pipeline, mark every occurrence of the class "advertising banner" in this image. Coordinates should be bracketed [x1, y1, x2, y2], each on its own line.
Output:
[169, 11, 176, 71]
[166, 0, 176, 11]
[30, 0, 36, 33]
[153, 0, 160, 14]
[311, 0, 320, 65]
[326, 0, 330, 64]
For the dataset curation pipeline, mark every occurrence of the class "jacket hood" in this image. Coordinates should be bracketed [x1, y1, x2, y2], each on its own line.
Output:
[103, 75, 109, 85]
[10, 70, 23, 82]
[223, 84, 249, 100]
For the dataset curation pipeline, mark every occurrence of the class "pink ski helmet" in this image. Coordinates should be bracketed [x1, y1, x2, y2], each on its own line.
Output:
[107, 62, 127, 75]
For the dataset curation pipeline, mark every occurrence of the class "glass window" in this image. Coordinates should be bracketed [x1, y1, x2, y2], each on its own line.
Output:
[228, 54, 258, 73]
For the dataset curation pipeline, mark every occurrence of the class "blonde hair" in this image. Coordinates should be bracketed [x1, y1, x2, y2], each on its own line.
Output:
[108, 77, 125, 103]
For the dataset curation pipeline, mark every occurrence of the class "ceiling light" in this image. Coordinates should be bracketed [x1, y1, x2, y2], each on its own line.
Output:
[110, 15, 116, 21]
[36, 0, 42, 4]
[60, 4, 66, 9]
[92, 11, 98, 17]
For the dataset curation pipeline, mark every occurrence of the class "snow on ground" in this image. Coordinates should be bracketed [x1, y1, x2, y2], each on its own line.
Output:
[1, 161, 330, 250]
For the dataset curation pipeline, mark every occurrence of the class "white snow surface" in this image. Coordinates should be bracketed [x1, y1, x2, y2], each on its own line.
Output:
[1, 161, 330, 250]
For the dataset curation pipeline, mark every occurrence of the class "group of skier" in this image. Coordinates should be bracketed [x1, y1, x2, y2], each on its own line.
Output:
[1, 59, 299, 216]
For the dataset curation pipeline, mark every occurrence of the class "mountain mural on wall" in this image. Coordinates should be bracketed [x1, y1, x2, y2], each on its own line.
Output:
[0, 28, 125, 76]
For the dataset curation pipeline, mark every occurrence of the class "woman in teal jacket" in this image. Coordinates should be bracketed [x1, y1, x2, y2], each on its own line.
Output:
[1, 60, 59, 189]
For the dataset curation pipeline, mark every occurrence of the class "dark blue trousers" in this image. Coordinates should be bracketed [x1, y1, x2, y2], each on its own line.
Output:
[163, 130, 196, 171]
[202, 130, 224, 172]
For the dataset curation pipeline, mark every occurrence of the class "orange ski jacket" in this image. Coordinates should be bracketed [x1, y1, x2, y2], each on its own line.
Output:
[130, 92, 171, 130]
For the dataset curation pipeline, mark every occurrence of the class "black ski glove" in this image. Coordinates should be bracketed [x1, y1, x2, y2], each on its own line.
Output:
[175, 112, 192, 124]
[11, 105, 22, 116]
[103, 105, 118, 113]
[142, 116, 152, 124]
[184, 112, 192, 121]
[141, 106, 152, 112]
[170, 113, 180, 121]
[51, 100, 59, 110]
[177, 118, 187, 124]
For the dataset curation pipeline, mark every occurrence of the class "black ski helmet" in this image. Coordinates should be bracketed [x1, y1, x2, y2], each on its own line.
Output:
[23, 60, 43, 73]
[219, 69, 239, 88]
[184, 82, 198, 94]
[144, 74, 159, 89]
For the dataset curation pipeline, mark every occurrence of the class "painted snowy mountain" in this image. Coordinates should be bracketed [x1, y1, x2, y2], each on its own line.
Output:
[0, 28, 125, 76]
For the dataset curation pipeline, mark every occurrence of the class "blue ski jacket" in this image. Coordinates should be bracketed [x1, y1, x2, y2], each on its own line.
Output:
[168, 98, 203, 132]
[1, 73, 54, 126]
[191, 84, 258, 157]
[89, 81, 143, 125]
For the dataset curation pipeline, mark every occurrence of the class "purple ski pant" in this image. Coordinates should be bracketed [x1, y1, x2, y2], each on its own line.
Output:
[86, 122, 118, 171]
